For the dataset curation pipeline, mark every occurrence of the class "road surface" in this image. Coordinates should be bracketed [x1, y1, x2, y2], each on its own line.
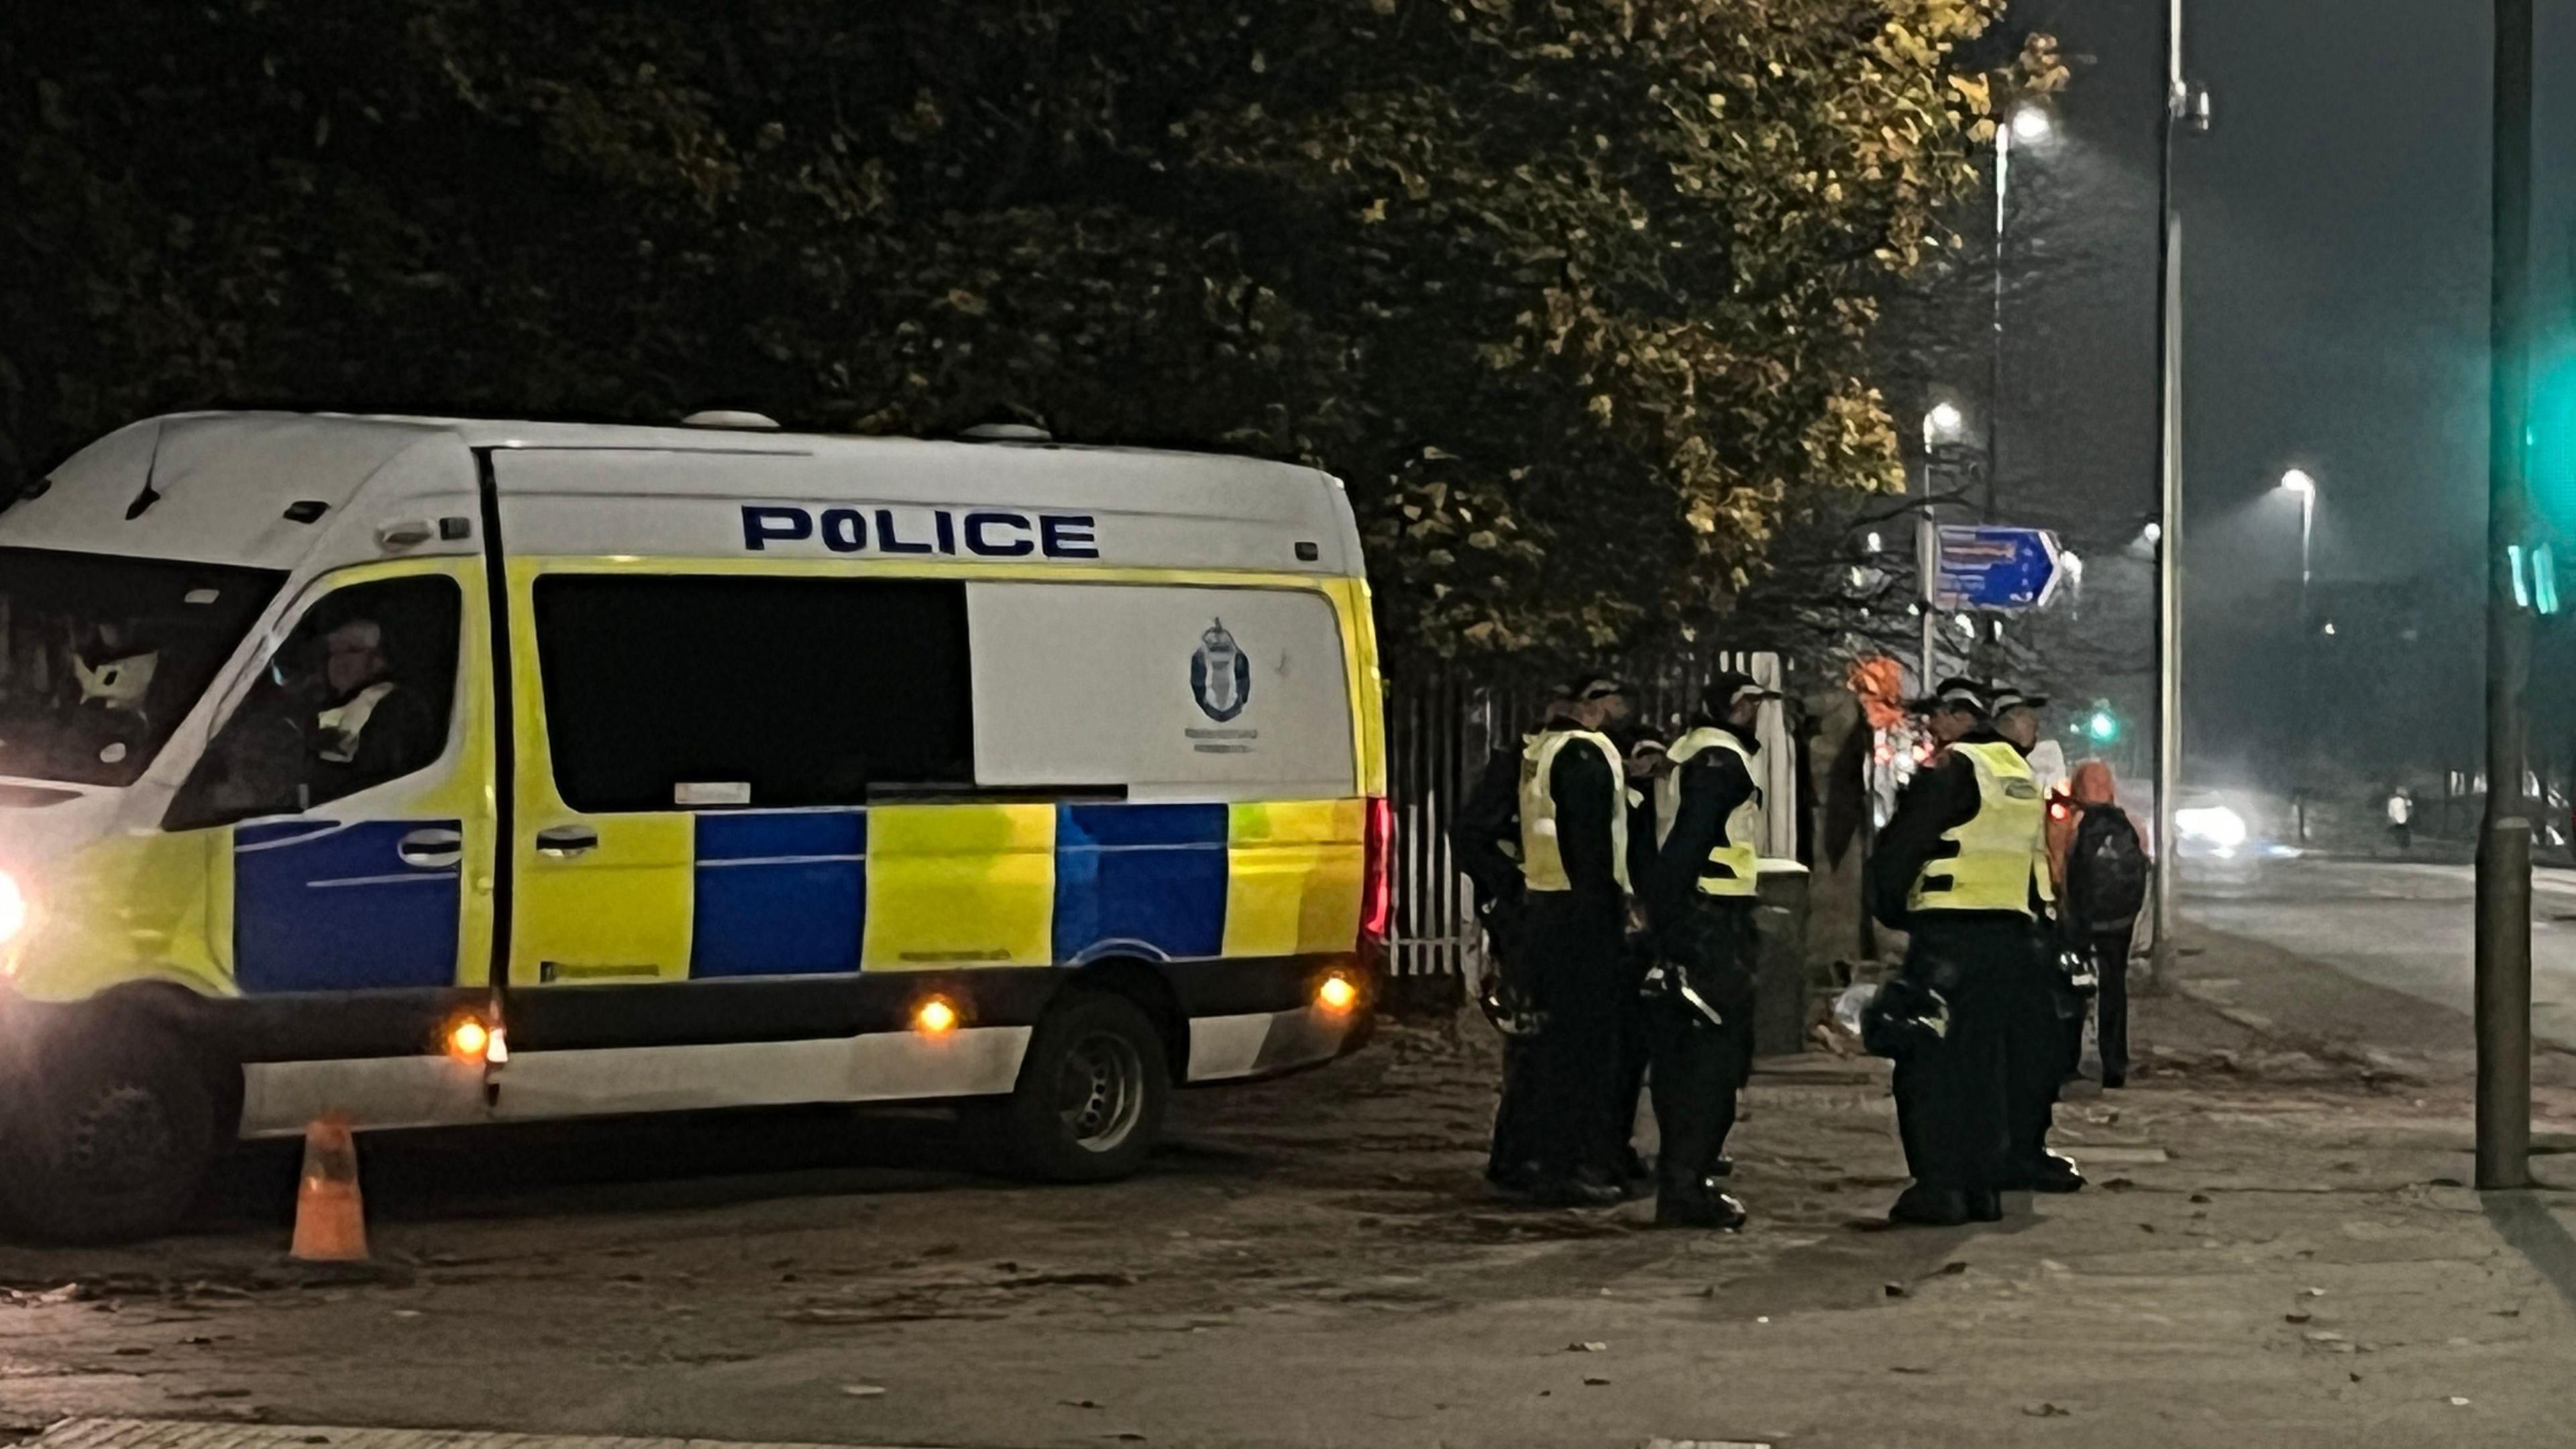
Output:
[1, 1003, 2570, 1449]
[2183, 855, 2576, 1053]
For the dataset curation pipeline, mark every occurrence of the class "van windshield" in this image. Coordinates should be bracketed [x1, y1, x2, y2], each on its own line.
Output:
[0, 547, 285, 787]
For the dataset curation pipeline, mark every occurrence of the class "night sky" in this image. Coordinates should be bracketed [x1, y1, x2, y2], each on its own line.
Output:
[1988, 1, 2571, 798]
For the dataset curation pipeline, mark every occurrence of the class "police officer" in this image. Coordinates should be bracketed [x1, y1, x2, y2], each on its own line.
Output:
[1609, 727, 1670, 1189]
[1988, 686, 2084, 1195]
[1917, 675, 1984, 753]
[1643, 672, 1779, 1229]
[1869, 678, 2049, 1226]
[1456, 694, 1549, 1193]
[309, 618, 439, 800]
[1515, 674, 1635, 1207]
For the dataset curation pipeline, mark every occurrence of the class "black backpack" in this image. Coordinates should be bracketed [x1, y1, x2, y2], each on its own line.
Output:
[2070, 804, 2149, 926]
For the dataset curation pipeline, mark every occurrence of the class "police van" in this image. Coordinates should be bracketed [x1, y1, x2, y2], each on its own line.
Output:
[0, 411, 1389, 1240]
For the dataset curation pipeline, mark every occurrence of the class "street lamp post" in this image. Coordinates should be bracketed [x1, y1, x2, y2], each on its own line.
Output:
[2279, 468, 2316, 597]
[2279, 468, 2318, 841]
[2151, 0, 2210, 994]
[1991, 103, 2053, 518]
[1920, 402, 1970, 694]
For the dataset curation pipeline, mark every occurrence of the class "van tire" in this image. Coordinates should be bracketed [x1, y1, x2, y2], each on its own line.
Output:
[988, 989, 1170, 1183]
[0, 1023, 219, 1244]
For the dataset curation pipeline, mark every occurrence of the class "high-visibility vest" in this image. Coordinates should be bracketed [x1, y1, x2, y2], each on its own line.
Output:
[1519, 727, 1630, 895]
[316, 682, 398, 765]
[1908, 740, 2052, 916]
[1655, 727, 1762, 898]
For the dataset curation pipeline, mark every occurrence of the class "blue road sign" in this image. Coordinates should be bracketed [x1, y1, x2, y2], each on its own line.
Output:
[1935, 525, 2064, 611]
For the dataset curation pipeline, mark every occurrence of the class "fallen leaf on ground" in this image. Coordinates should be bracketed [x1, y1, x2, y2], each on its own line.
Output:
[841, 1385, 887, 1398]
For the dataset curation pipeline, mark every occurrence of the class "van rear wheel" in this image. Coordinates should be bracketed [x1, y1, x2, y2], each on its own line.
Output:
[989, 990, 1170, 1183]
[0, 1024, 219, 1244]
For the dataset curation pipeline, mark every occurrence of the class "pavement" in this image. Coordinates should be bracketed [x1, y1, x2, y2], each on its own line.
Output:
[0, 922, 2571, 1449]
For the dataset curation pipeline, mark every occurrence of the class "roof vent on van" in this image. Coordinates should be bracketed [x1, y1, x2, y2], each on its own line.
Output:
[959, 423, 1053, 443]
[680, 410, 783, 431]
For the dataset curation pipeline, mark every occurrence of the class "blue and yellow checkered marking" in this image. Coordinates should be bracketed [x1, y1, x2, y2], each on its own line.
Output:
[234, 819, 463, 993]
[1052, 802, 1230, 965]
[213, 798, 1358, 991]
[650, 800, 1354, 979]
[691, 811, 869, 977]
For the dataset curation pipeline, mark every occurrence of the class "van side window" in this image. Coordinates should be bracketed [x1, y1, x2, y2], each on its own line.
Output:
[533, 575, 974, 812]
[167, 575, 462, 830]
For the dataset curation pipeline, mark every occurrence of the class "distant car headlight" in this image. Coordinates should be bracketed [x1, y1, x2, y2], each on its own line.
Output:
[0, 870, 23, 944]
[2176, 806, 2248, 851]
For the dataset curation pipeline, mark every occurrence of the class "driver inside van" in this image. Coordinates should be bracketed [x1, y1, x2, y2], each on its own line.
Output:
[309, 618, 440, 799]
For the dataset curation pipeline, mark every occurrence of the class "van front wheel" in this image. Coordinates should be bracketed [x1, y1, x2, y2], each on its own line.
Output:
[990, 991, 1170, 1183]
[0, 1024, 220, 1244]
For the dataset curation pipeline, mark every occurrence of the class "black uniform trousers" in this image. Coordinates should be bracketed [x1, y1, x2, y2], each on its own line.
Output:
[1481, 902, 1540, 1184]
[1611, 932, 1656, 1172]
[1520, 888, 1630, 1182]
[2063, 922, 2134, 1083]
[1890, 912, 2030, 1191]
[2002, 930, 2070, 1171]
[1488, 1036, 1540, 1183]
[1648, 902, 1758, 1195]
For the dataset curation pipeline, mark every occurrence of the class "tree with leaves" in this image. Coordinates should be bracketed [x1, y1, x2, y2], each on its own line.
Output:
[2, 1, 2051, 676]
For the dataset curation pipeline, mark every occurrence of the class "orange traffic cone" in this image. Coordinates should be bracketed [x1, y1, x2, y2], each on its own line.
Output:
[289, 1115, 368, 1263]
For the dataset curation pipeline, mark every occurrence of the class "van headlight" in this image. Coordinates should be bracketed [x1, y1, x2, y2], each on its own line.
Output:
[0, 870, 25, 944]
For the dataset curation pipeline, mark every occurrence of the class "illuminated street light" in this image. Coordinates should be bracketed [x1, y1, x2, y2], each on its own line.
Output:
[1923, 401, 1966, 449]
[2277, 468, 2316, 588]
[2009, 103, 2055, 145]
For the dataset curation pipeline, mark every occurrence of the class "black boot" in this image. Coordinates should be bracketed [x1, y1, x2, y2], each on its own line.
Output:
[1966, 1188, 2004, 1222]
[2023, 1152, 2085, 1193]
[1707, 1155, 1736, 1179]
[1529, 1170, 1625, 1208]
[1886, 1183, 1970, 1227]
[1654, 1179, 1748, 1230]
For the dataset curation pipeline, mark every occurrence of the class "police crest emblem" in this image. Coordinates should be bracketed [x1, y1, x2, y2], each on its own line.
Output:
[1190, 618, 1252, 722]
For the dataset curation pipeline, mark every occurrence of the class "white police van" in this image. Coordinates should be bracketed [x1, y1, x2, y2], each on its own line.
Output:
[0, 411, 1390, 1240]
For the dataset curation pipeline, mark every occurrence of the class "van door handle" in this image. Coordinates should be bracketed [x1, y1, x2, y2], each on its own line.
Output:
[396, 828, 464, 869]
[535, 824, 600, 859]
